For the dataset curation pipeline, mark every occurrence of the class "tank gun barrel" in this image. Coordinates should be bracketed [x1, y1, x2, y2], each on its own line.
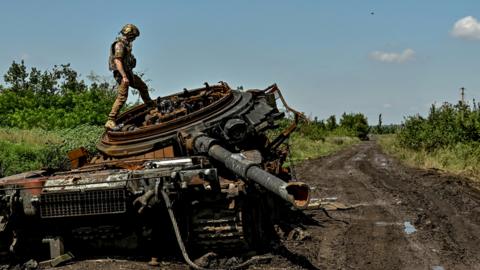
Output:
[194, 135, 310, 209]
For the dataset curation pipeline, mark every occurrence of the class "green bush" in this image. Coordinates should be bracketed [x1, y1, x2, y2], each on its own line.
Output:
[297, 120, 328, 141]
[0, 126, 104, 177]
[382, 101, 480, 180]
[0, 141, 45, 177]
[0, 61, 117, 129]
[292, 112, 369, 141]
[339, 113, 369, 139]
[54, 125, 104, 155]
[398, 102, 480, 151]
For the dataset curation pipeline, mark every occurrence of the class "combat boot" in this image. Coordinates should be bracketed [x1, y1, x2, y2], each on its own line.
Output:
[105, 119, 117, 129]
[145, 99, 155, 109]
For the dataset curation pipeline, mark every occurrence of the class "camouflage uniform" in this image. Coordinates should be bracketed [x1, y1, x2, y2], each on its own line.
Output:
[108, 36, 152, 122]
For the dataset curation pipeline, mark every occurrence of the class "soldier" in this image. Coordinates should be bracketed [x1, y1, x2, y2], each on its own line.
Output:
[105, 24, 153, 129]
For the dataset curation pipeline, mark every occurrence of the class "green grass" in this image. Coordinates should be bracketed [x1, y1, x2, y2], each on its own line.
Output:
[378, 134, 480, 181]
[0, 126, 104, 177]
[289, 134, 360, 163]
[270, 118, 363, 164]
[0, 140, 46, 176]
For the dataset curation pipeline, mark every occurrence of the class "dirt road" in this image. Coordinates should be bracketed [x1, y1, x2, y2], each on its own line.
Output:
[275, 140, 480, 270]
[52, 140, 480, 269]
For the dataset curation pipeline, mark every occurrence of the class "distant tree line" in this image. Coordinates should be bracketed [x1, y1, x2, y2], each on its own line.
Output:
[296, 112, 370, 140]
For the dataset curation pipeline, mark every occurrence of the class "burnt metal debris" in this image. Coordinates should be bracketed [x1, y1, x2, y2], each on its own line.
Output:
[0, 82, 309, 268]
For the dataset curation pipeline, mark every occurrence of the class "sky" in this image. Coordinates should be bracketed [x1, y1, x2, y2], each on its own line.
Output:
[2, 0, 480, 124]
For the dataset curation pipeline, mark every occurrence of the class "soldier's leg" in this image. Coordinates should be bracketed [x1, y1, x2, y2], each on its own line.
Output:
[108, 77, 129, 121]
[130, 74, 152, 104]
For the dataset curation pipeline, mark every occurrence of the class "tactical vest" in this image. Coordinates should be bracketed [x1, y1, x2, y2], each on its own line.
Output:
[108, 37, 137, 71]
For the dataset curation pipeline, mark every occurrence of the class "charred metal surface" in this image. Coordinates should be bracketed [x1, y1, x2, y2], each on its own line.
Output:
[194, 136, 310, 208]
[0, 82, 309, 266]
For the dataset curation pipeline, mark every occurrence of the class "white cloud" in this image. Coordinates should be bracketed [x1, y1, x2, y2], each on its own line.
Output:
[451, 16, 480, 40]
[370, 49, 415, 63]
[383, 103, 392, 108]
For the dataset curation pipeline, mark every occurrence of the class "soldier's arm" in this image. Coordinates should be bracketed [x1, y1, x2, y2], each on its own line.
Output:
[113, 42, 129, 84]
[114, 59, 129, 84]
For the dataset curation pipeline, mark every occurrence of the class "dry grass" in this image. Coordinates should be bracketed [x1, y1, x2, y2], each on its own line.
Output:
[0, 127, 62, 145]
[378, 134, 480, 181]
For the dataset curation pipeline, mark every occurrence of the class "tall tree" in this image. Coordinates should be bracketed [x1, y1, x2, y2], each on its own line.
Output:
[3, 60, 28, 92]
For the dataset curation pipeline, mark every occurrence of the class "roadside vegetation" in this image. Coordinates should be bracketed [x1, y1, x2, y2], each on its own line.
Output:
[379, 101, 480, 180]
[0, 124, 104, 178]
[282, 113, 369, 163]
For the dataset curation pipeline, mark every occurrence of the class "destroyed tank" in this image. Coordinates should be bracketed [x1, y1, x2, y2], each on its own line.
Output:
[0, 82, 309, 267]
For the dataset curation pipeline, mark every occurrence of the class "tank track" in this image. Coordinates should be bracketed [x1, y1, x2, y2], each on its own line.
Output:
[190, 202, 248, 252]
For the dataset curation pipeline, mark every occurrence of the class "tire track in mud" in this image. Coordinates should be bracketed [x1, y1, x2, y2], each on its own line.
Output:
[357, 143, 480, 269]
[284, 140, 480, 270]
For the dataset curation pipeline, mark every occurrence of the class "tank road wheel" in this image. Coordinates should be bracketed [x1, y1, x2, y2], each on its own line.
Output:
[189, 199, 248, 255]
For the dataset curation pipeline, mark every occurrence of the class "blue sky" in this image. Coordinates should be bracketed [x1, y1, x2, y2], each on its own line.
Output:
[2, 1, 480, 124]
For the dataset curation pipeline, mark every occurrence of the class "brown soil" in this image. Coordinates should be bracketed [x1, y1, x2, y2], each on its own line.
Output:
[51, 141, 480, 269]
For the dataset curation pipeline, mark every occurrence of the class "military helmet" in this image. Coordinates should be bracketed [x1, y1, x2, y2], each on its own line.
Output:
[120, 24, 140, 38]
